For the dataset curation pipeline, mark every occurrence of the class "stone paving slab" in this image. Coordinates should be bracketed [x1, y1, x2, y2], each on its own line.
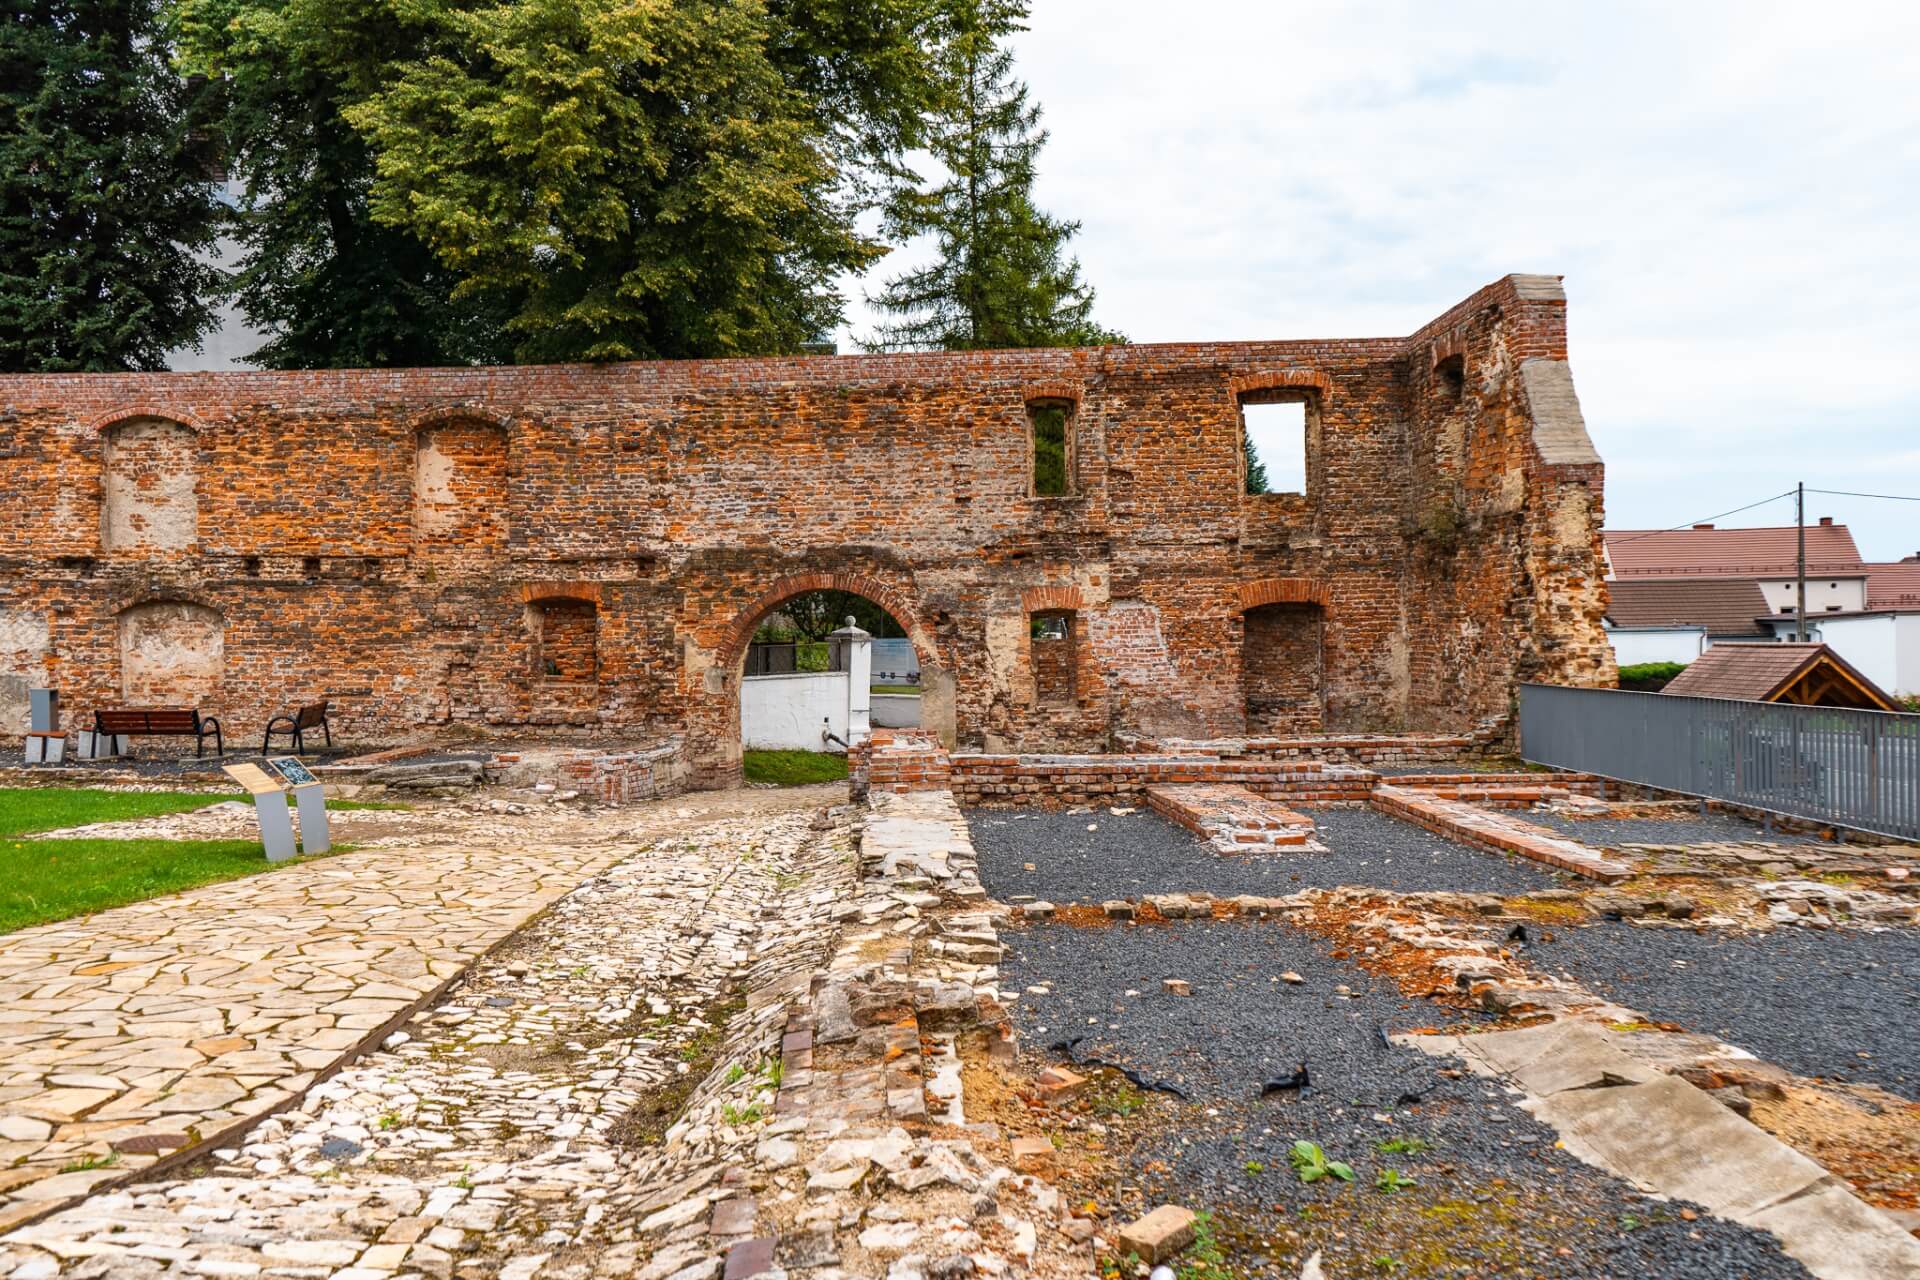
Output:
[0, 816, 633, 1231]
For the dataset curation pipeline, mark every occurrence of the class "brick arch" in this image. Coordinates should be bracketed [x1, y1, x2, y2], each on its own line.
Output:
[1236, 578, 1330, 612]
[408, 405, 512, 435]
[1021, 584, 1085, 614]
[1228, 370, 1331, 398]
[717, 571, 940, 673]
[85, 406, 206, 434]
[521, 581, 602, 606]
[1022, 380, 1081, 406]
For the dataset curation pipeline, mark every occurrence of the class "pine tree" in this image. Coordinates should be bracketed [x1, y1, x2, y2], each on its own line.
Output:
[865, 0, 1120, 351]
[0, 0, 223, 371]
[1245, 435, 1270, 494]
[168, 0, 516, 367]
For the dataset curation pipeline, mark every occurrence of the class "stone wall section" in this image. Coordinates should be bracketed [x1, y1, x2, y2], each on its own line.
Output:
[0, 275, 1608, 779]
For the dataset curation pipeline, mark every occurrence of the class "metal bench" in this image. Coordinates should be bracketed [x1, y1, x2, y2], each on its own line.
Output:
[94, 708, 224, 757]
[262, 700, 332, 755]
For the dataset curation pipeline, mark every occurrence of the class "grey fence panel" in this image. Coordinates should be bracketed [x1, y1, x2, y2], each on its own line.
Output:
[1518, 684, 1920, 840]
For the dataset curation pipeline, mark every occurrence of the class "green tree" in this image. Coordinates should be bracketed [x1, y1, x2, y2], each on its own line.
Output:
[865, 0, 1119, 351]
[335, 0, 952, 364]
[1244, 433, 1270, 494]
[168, 0, 515, 367]
[0, 0, 223, 371]
[762, 591, 905, 641]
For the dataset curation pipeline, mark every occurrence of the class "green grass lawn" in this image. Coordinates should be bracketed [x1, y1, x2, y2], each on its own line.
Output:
[0, 787, 225, 837]
[870, 685, 923, 695]
[0, 836, 314, 934]
[742, 749, 849, 786]
[0, 787, 363, 933]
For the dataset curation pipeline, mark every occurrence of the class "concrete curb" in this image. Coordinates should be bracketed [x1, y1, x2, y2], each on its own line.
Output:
[1405, 1023, 1920, 1280]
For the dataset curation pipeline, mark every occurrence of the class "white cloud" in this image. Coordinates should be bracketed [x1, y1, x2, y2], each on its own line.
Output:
[844, 0, 1920, 556]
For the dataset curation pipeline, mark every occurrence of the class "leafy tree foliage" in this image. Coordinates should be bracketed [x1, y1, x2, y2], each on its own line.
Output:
[761, 591, 907, 641]
[172, 0, 951, 366]
[865, 0, 1118, 351]
[1, 0, 222, 371]
[336, 0, 952, 363]
[168, 0, 515, 367]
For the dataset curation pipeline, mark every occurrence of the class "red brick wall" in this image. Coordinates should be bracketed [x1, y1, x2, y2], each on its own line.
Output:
[0, 275, 1610, 782]
[1242, 602, 1323, 732]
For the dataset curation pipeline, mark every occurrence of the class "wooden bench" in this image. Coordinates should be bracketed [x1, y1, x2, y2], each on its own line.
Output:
[94, 708, 224, 757]
[262, 700, 332, 755]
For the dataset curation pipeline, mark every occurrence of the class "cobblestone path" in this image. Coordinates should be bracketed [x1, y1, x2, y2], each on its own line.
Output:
[0, 786, 837, 1243]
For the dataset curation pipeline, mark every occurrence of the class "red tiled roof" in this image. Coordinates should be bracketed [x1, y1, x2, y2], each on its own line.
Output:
[1866, 562, 1920, 611]
[1604, 524, 1865, 579]
[1603, 579, 1770, 636]
[1660, 642, 1896, 708]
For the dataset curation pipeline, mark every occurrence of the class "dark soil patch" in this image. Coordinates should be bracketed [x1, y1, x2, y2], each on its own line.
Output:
[1003, 918, 1811, 1278]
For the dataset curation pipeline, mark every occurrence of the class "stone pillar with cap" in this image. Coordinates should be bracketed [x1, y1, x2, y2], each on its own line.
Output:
[829, 617, 872, 746]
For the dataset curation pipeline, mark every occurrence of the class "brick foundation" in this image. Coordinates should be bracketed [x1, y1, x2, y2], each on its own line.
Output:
[1371, 783, 1630, 881]
[849, 729, 952, 799]
[1144, 783, 1320, 853]
[951, 752, 1377, 807]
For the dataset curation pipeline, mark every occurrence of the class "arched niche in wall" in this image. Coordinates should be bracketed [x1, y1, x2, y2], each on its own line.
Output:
[101, 417, 199, 553]
[118, 601, 225, 707]
[413, 417, 509, 559]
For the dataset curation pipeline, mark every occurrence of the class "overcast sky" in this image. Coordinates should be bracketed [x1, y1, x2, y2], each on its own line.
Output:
[845, 0, 1920, 560]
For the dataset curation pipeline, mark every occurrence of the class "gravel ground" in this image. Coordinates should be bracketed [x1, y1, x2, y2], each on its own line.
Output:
[1523, 811, 1829, 849]
[1533, 921, 1920, 1097]
[967, 806, 1565, 902]
[1003, 919, 1810, 1278]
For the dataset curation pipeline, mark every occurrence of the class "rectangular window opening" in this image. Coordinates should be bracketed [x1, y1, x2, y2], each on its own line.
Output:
[1030, 611, 1075, 704]
[1029, 401, 1072, 496]
[1242, 400, 1307, 495]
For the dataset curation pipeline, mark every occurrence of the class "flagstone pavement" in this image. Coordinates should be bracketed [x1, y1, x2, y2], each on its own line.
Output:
[0, 788, 833, 1234]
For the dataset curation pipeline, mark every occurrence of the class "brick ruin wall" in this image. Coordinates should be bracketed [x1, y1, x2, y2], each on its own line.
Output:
[0, 274, 1614, 784]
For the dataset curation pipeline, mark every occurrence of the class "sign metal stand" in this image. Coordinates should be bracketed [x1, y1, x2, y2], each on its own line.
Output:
[267, 757, 330, 854]
[221, 762, 299, 862]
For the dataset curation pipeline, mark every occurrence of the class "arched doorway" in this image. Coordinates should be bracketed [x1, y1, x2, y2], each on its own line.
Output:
[696, 571, 951, 784]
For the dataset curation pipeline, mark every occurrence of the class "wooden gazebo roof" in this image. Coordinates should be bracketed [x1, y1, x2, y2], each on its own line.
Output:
[1660, 642, 1899, 711]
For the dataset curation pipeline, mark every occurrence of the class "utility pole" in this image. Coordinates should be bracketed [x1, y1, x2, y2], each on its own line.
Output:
[1795, 481, 1807, 642]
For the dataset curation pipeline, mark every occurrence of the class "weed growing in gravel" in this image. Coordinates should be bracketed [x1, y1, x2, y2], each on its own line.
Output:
[1375, 1168, 1418, 1193]
[377, 1113, 399, 1131]
[1289, 1140, 1354, 1184]
[1243, 1160, 1264, 1175]
[1087, 1074, 1146, 1117]
[1176, 1212, 1230, 1280]
[1374, 1136, 1431, 1155]
[1372, 1257, 1402, 1273]
[725, 1064, 746, 1084]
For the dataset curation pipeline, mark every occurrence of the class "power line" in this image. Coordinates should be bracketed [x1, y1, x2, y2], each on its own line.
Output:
[1609, 490, 1796, 544]
[1807, 487, 1920, 504]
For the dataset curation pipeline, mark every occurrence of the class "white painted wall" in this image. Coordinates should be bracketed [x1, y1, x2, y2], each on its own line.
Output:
[871, 694, 922, 728]
[1806, 613, 1920, 697]
[1899, 616, 1920, 699]
[742, 672, 849, 751]
[1606, 625, 1706, 667]
[1757, 576, 1867, 614]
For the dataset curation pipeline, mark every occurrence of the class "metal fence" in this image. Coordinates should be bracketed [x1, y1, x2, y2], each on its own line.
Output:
[1518, 683, 1920, 840]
